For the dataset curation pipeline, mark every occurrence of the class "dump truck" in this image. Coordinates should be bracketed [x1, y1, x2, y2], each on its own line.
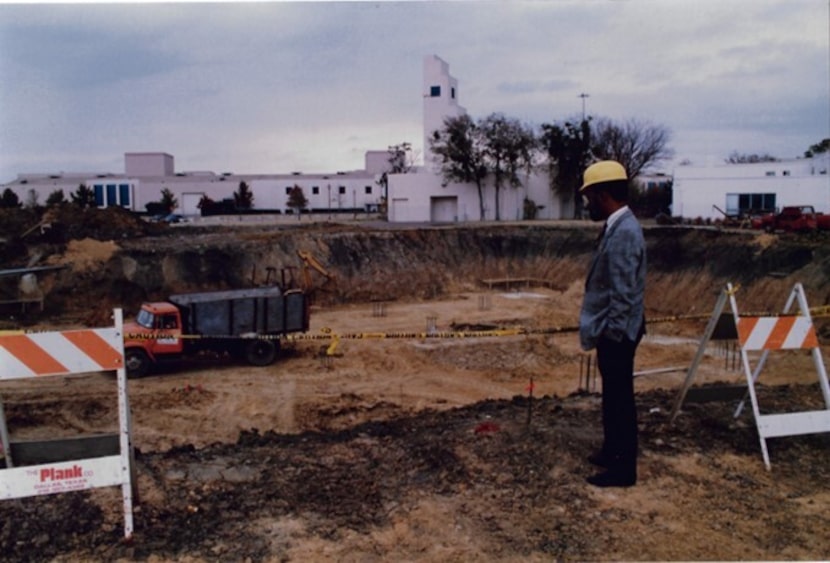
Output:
[123, 286, 309, 377]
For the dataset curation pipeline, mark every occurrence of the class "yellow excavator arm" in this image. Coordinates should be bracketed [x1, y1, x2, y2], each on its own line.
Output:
[296, 250, 336, 294]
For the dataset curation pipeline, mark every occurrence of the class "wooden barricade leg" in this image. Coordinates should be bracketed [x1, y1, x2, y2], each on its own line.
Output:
[0, 397, 12, 468]
[731, 284, 830, 470]
[669, 285, 731, 422]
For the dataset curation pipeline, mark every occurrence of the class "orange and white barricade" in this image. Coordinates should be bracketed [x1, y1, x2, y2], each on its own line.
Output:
[0, 310, 135, 539]
[672, 283, 830, 469]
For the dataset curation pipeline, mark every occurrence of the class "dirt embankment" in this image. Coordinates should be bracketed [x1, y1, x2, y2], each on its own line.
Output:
[10, 218, 830, 326]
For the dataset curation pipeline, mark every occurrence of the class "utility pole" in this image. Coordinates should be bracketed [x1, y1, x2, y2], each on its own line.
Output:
[579, 92, 590, 121]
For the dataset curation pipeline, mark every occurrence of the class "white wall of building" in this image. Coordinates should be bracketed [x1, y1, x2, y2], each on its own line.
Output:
[673, 154, 830, 218]
[125, 153, 174, 177]
[250, 175, 381, 214]
[387, 167, 568, 223]
[2, 170, 386, 216]
[364, 151, 390, 176]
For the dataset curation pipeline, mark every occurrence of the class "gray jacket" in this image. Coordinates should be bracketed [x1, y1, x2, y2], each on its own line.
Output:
[579, 208, 646, 351]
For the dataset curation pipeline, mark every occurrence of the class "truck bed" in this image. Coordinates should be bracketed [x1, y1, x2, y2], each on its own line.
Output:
[169, 286, 308, 337]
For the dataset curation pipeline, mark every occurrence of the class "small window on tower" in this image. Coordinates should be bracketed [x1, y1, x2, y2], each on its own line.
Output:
[451, 87, 456, 99]
[430, 85, 441, 97]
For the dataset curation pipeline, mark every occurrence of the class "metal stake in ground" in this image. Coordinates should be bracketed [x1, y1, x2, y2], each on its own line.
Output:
[526, 377, 534, 428]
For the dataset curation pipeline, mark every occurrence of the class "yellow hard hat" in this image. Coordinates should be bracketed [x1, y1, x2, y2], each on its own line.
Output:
[581, 160, 627, 192]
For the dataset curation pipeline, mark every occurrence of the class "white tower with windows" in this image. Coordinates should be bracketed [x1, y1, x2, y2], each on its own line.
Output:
[423, 55, 466, 169]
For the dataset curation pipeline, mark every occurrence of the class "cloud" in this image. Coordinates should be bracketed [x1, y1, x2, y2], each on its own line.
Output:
[0, 0, 827, 182]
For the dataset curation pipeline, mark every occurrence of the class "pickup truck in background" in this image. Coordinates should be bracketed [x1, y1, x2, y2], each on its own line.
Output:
[123, 286, 309, 377]
[751, 205, 830, 232]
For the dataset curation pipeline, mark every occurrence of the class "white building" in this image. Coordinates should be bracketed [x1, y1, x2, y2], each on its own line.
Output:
[1, 151, 385, 218]
[387, 55, 571, 223]
[672, 154, 830, 219]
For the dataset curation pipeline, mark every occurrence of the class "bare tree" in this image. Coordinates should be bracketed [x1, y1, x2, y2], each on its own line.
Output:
[725, 151, 778, 164]
[591, 117, 673, 179]
[429, 114, 489, 220]
[376, 142, 416, 218]
[387, 142, 416, 174]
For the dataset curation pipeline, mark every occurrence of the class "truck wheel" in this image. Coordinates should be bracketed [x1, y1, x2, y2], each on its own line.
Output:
[125, 349, 151, 379]
[245, 339, 278, 366]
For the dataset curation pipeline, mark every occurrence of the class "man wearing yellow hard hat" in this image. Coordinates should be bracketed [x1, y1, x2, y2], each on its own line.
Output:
[579, 160, 646, 488]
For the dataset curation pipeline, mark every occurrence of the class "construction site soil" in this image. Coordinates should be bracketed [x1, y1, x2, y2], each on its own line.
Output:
[1, 207, 829, 561]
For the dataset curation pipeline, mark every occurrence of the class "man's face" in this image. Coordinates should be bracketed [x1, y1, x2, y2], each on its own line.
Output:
[582, 188, 605, 222]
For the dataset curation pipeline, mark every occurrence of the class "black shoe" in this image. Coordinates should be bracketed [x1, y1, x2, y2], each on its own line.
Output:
[586, 470, 636, 488]
[587, 450, 614, 468]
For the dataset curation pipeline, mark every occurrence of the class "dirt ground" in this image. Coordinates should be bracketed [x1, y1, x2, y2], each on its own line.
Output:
[2, 209, 830, 561]
[2, 280, 830, 561]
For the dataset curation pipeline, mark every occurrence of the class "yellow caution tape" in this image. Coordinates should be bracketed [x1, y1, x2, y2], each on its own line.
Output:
[5, 303, 827, 343]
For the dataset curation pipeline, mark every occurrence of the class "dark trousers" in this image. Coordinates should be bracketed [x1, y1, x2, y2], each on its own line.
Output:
[596, 334, 641, 476]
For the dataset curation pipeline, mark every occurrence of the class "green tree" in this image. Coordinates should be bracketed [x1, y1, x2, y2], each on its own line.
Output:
[804, 138, 830, 157]
[286, 185, 308, 220]
[70, 184, 96, 208]
[46, 189, 67, 207]
[429, 114, 488, 220]
[234, 181, 254, 211]
[197, 194, 214, 210]
[479, 113, 536, 221]
[540, 118, 592, 218]
[0, 188, 20, 208]
[160, 188, 178, 213]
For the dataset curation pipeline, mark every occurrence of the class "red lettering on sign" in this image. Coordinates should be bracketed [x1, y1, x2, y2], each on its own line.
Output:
[39, 464, 83, 482]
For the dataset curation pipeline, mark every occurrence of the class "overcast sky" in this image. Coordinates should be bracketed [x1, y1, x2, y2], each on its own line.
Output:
[0, 0, 828, 183]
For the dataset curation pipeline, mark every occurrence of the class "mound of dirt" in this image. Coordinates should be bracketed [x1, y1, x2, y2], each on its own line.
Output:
[45, 238, 118, 273]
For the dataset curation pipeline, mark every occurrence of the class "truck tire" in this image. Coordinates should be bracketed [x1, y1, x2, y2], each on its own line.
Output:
[245, 339, 278, 366]
[125, 349, 151, 379]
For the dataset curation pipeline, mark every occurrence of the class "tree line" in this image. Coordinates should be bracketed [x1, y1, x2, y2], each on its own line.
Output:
[428, 114, 674, 220]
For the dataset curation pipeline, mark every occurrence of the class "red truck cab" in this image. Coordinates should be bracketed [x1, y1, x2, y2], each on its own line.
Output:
[123, 302, 184, 376]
